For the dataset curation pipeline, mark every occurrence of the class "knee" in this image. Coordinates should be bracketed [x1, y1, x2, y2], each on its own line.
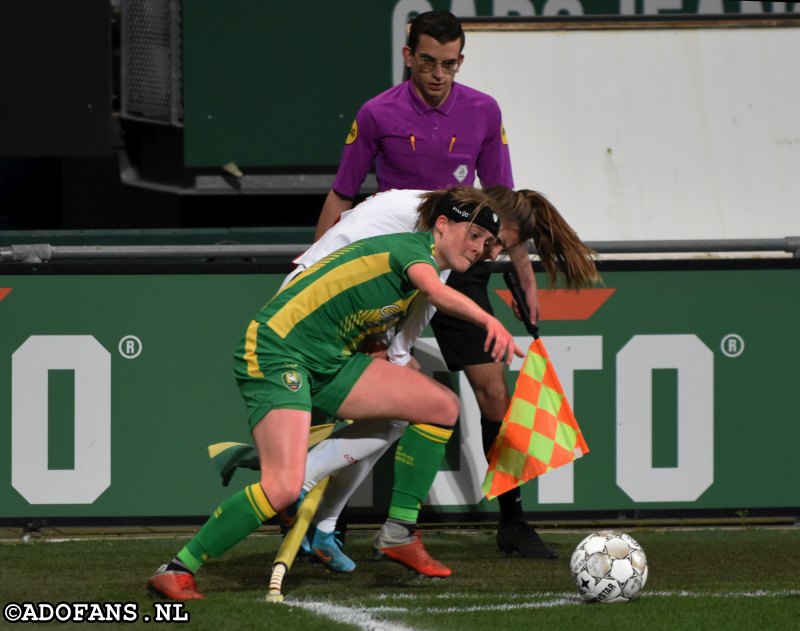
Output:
[438, 389, 460, 427]
[471, 376, 510, 419]
[260, 474, 303, 512]
[471, 372, 509, 402]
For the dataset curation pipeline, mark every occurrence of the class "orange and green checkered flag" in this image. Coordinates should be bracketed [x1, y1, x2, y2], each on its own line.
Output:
[482, 337, 590, 500]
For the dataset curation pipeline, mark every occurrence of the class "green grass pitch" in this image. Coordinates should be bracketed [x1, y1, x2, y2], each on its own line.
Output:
[2, 527, 798, 630]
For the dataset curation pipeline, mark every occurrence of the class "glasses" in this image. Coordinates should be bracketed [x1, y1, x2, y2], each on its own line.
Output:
[415, 54, 460, 75]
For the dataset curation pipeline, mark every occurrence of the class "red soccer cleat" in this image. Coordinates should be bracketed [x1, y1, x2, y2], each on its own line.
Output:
[147, 565, 205, 600]
[375, 531, 452, 578]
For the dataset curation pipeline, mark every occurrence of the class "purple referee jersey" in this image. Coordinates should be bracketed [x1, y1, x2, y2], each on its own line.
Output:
[332, 81, 514, 197]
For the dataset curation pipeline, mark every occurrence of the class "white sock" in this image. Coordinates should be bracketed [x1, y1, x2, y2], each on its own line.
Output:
[302, 419, 407, 491]
[313, 446, 389, 534]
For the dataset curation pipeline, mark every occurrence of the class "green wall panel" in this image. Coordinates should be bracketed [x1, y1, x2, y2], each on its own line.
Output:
[182, 1, 796, 167]
[1, 262, 798, 519]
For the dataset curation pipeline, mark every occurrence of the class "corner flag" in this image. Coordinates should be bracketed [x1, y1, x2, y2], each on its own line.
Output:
[481, 271, 590, 500]
[481, 336, 589, 500]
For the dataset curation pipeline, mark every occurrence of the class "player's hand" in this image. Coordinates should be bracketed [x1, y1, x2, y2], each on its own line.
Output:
[524, 289, 541, 326]
[511, 297, 522, 321]
[484, 317, 525, 365]
[511, 297, 540, 328]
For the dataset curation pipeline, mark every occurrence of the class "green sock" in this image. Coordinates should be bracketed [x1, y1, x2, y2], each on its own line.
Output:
[388, 424, 453, 524]
[177, 482, 275, 572]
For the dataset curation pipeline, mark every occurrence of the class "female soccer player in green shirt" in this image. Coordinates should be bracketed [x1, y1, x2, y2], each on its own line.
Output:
[147, 190, 523, 600]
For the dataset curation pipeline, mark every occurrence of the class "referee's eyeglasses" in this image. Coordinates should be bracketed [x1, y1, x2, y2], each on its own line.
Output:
[415, 54, 460, 75]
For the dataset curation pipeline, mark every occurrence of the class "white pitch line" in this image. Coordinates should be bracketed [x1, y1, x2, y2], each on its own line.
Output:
[284, 588, 800, 627]
[641, 589, 800, 599]
[423, 598, 580, 612]
[373, 590, 572, 601]
[285, 599, 420, 631]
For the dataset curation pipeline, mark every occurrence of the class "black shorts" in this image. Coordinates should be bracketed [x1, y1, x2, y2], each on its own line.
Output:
[430, 263, 494, 371]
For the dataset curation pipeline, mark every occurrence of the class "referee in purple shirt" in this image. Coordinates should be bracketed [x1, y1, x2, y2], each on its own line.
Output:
[314, 21, 512, 239]
[312, 10, 558, 572]
[323, 78, 512, 218]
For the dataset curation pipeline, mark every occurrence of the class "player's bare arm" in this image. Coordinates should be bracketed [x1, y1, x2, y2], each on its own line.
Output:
[314, 189, 354, 241]
[407, 262, 522, 365]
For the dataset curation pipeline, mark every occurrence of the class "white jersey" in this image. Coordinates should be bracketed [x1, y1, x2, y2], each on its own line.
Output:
[293, 189, 426, 268]
[289, 189, 446, 366]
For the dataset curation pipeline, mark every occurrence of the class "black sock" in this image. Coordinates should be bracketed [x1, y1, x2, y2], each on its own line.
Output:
[481, 417, 523, 526]
[497, 487, 524, 527]
[480, 416, 501, 457]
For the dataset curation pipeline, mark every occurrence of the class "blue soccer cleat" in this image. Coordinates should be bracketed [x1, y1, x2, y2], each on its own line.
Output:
[311, 529, 356, 573]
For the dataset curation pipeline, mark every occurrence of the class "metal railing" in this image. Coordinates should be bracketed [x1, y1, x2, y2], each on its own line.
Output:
[2, 238, 799, 265]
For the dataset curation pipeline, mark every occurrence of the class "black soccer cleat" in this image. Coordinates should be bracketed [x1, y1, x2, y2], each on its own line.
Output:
[497, 521, 559, 559]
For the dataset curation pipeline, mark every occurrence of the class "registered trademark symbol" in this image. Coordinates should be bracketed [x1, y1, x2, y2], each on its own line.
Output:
[118, 335, 143, 359]
[720, 333, 744, 358]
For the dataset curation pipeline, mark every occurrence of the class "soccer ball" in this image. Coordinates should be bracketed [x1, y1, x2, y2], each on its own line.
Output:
[570, 531, 648, 603]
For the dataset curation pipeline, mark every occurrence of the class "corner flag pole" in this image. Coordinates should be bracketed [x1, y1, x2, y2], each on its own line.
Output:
[266, 476, 330, 602]
[481, 271, 590, 500]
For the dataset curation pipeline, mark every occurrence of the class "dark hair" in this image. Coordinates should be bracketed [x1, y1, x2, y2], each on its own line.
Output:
[484, 186, 600, 289]
[483, 186, 537, 242]
[415, 187, 493, 231]
[407, 11, 465, 53]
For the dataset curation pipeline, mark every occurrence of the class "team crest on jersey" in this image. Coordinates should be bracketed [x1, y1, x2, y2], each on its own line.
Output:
[365, 304, 403, 330]
[281, 370, 303, 392]
[380, 304, 401, 318]
[346, 119, 358, 144]
[501, 122, 508, 145]
[453, 164, 468, 182]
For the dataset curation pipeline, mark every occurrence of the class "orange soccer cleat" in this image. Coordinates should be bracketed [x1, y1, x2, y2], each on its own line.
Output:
[147, 565, 205, 600]
[374, 528, 451, 578]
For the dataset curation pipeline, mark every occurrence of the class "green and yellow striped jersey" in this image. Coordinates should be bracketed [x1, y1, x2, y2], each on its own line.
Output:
[256, 231, 438, 362]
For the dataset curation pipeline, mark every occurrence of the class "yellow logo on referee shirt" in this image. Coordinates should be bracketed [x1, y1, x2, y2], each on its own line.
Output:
[501, 122, 508, 145]
[346, 119, 358, 144]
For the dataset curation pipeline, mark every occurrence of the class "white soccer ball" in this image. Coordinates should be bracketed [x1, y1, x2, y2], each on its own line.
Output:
[570, 531, 648, 603]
